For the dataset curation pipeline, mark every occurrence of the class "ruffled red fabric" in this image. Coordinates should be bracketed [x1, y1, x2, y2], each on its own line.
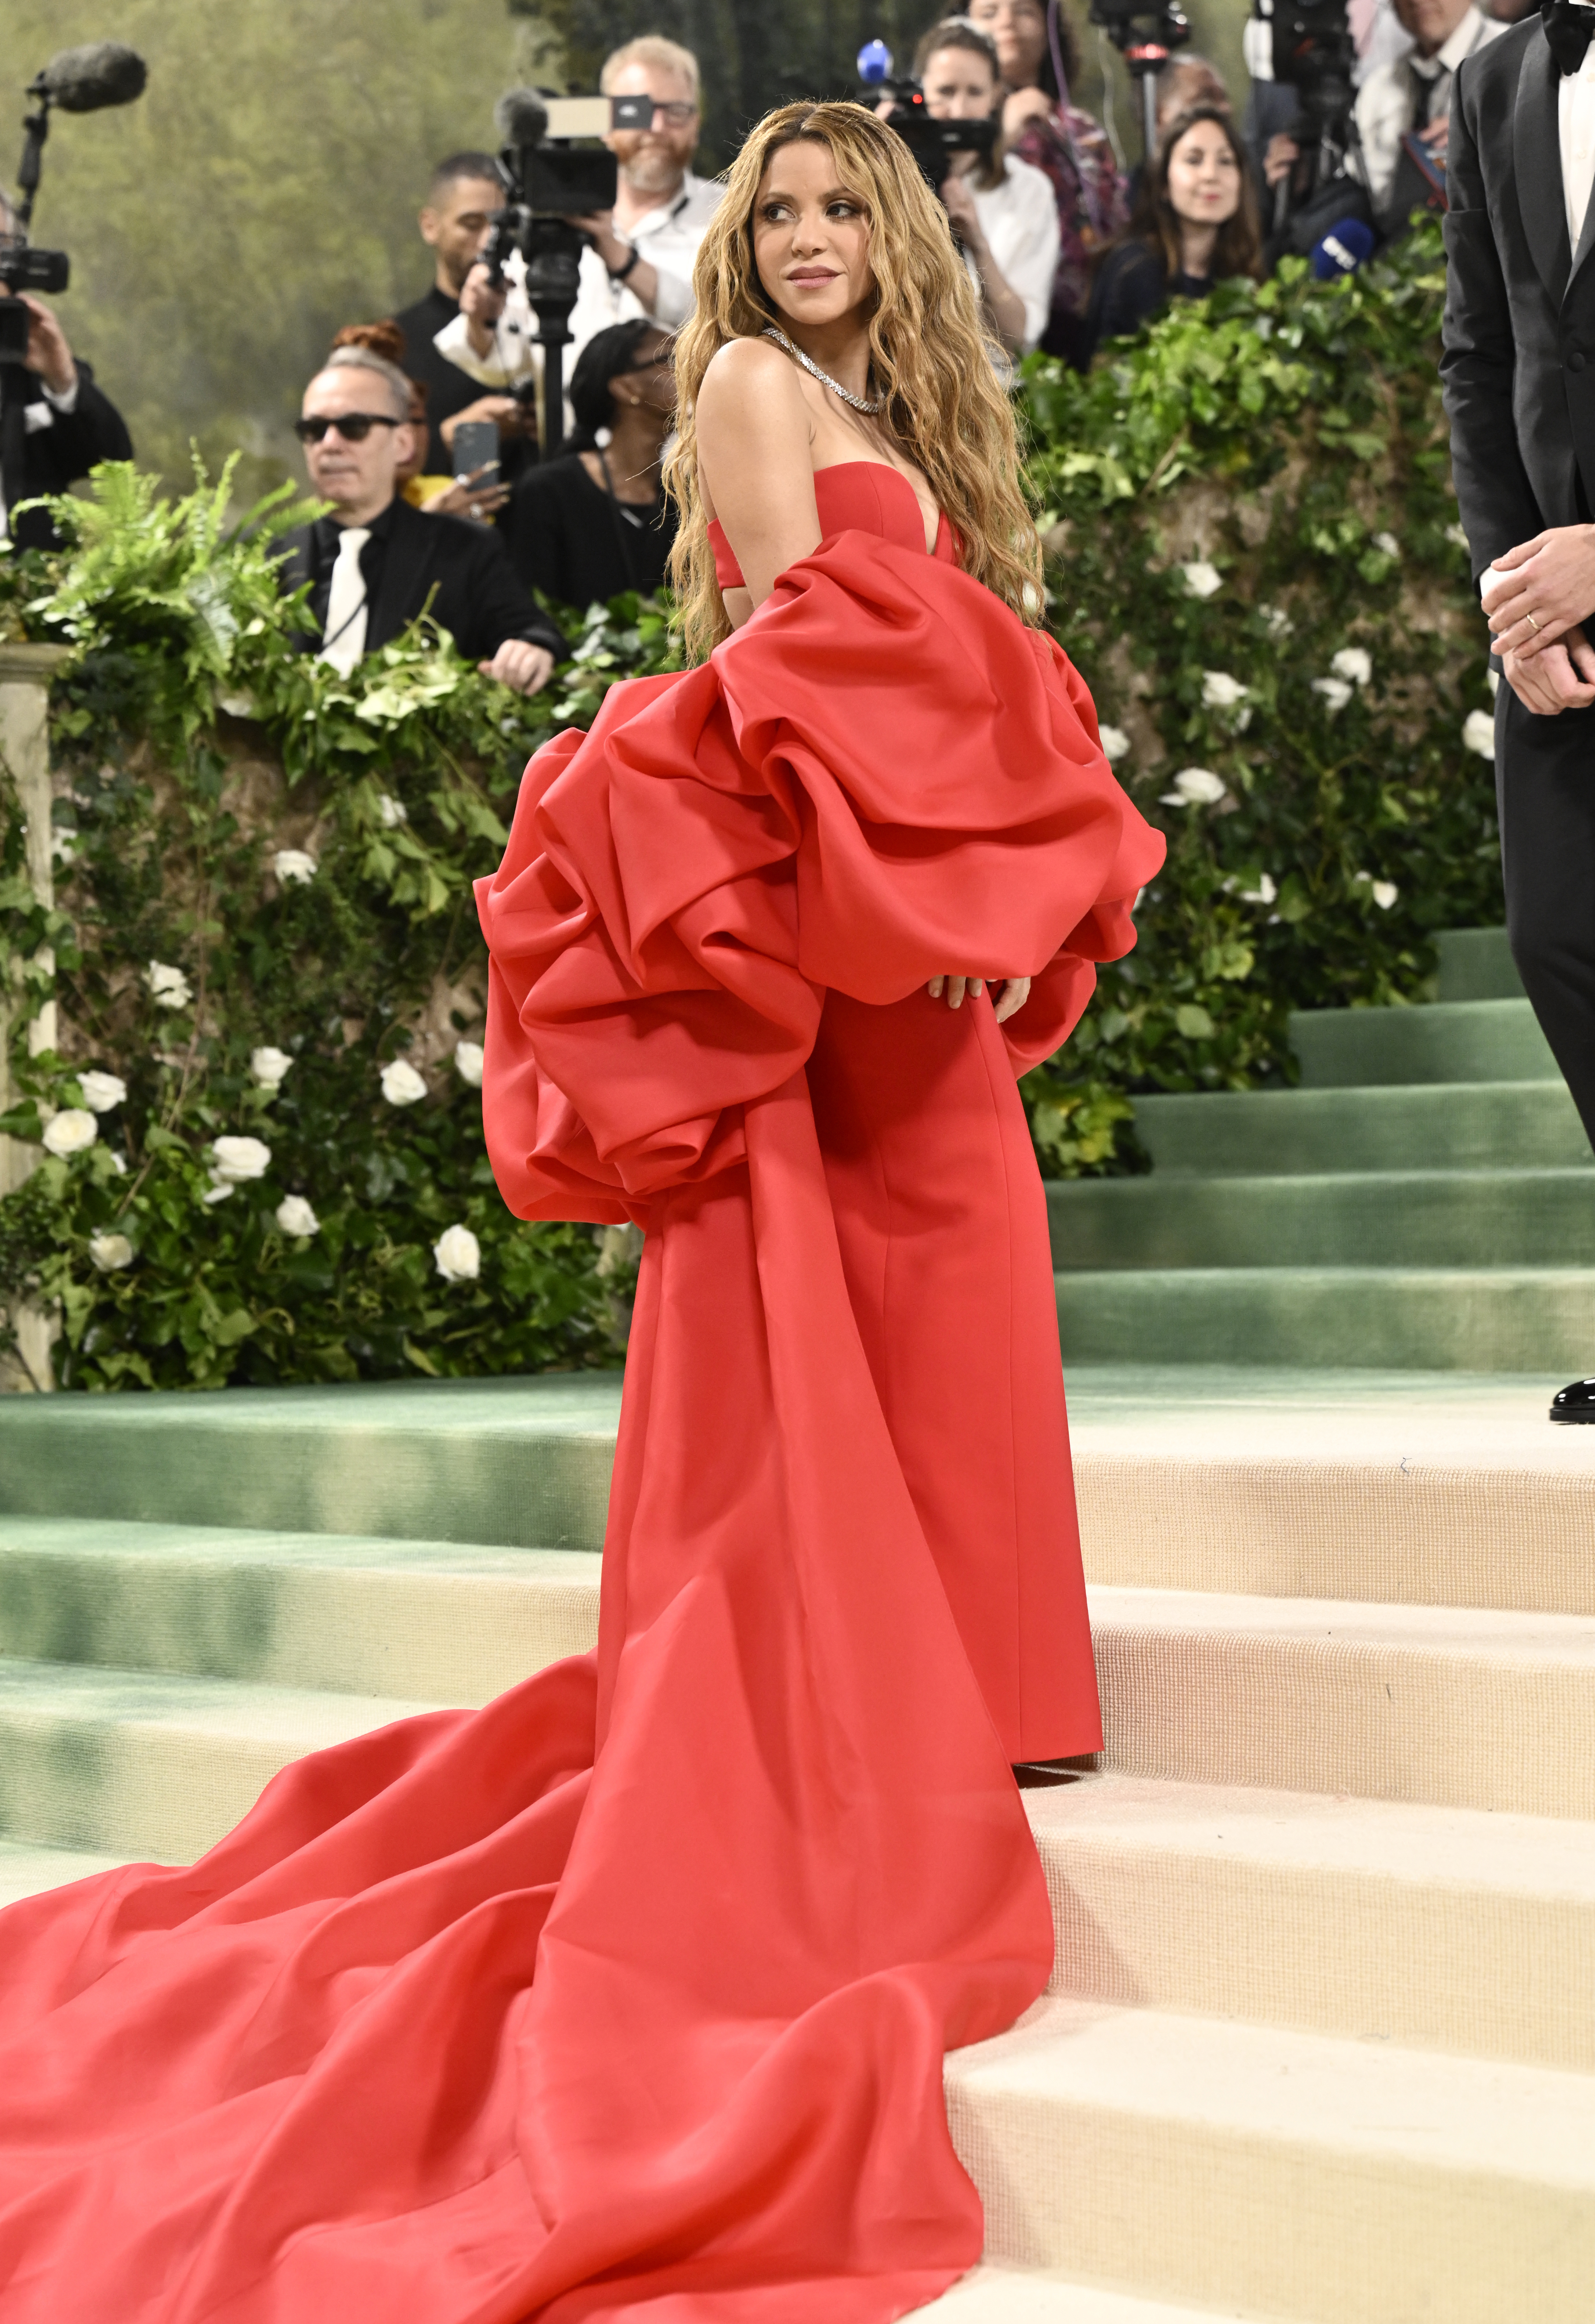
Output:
[0, 527, 1162, 2324]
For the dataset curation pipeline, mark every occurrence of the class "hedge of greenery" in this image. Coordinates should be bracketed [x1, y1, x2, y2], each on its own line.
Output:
[0, 225, 1498, 1389]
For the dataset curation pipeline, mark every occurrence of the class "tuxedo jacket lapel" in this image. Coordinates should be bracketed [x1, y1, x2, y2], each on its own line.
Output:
[1516, 33, 1572, 304]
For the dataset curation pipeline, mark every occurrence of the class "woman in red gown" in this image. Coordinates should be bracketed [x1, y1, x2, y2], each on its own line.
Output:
[0, 105, 1161, 2323]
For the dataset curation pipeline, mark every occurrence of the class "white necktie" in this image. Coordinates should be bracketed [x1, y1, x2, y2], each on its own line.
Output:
[319, 526, 371, 675]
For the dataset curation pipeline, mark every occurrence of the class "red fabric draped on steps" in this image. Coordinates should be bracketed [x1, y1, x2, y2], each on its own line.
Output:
[0, 517, 1162, 2323]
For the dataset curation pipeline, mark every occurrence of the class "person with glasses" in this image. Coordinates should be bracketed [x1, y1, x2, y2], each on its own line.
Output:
[433, 36, 722, 428]
[273, 347, 565, 694]
[507, 320, 678, 609]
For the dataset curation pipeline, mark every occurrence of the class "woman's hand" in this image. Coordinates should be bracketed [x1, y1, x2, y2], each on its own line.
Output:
[927, 974, 1032, 1022]
[1002, 87, 1052, 137]
[420, 466, 510, 521]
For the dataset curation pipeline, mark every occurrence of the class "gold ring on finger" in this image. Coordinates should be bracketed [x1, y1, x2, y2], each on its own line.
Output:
[1526, 612, 1542, 633]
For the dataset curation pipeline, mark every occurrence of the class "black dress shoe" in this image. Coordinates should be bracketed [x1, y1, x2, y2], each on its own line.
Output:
[1012, 1760, 1089, 1790]
[1549, 1376, 1595, 1422]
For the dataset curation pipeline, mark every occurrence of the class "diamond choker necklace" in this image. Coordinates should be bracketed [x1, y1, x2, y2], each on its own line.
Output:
[762, 325, 884, 415]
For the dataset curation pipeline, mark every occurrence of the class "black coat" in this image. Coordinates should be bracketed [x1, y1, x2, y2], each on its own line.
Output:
[507, 454, 676, 609]
[274, 496, 566, 666]
[1442, 19, 1595, 574]
[0, 361, 132, 550]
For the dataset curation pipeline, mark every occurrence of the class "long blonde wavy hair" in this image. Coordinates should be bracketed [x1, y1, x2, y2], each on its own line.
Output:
[665, 101, 1043, 661]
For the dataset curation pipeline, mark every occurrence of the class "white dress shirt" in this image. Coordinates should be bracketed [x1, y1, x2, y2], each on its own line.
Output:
[1353, 5, 1505, 212]
[968, 156, 1061, 354]
[1560, 18, 1595, 249]
[434, 170, 723, 402]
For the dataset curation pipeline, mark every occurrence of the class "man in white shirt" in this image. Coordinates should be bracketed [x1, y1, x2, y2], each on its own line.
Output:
[435, 37, 721, 420]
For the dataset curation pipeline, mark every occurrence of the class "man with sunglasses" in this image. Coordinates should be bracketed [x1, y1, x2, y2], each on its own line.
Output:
[434, 36, 721, 419]
[275, 348, 564, 693]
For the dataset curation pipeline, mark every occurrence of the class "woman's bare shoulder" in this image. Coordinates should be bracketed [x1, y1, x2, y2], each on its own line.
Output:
[701, 334, 798, 391]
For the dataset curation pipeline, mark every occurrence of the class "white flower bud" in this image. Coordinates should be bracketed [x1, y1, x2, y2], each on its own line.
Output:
[1372, 880, 1398, 910]
[251, 1046, 293, 1089]
[377, 792, 409, 828]
[434, 1223, 481, 1282]
[1201, 671, 1247, 710]
[77, 1071, 127, 1113]
[146, 960, 193, 1010]
[272, 849, 317, 885]
[380, 1059, 428, 1106]
[1462, 708, 1496, 758]
[209, 1134, 272, 1183]
[1158, 767, 1230, 808]
[88, 1231, 134, 1272]
[1330, 647, 1372, 687]
[275, 1193, 320, 1237]
[1180, 560, 1222, 599]
[454, 1040, 485, 1087]
[42, 1108, 98, 1158]
[1312, 676, 1354, 714]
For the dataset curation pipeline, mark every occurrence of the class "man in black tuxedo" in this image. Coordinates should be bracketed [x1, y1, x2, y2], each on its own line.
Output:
[274, 347, 563, 695]
[392, 152, 535, 482]
[1442, 1, 1595, 1417]
[0, 263, 132, 551]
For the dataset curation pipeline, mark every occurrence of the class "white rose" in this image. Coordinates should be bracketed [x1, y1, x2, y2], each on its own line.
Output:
[1462, 708, 1496, 758]
[454, 1040, 485, 1087]
[210, 1134, 272, 1184]
[88, 1231, 134, 1272]
[434, 1223, 481, 1282]
[202, 1182, 235, 1204]
[1372, 880, 1398, 910]
[41, 1108, 98, 1158]
[217, 687, 257, 718]
[1201, 670, 1248, 710]
[1180, 560, 1222, 599]
[1260, 604, 1293, 639]
[1331, 647, 1372, 687]
[272, 849, 317, 885]
[146, 960, 193, 1010]
[1445, 522, 1469, 549]
[377, 792, 409, 828]
[1097, 723, 1131, 762]
[1159, 767, 1230, 808]
[380, 1058, 428, 1106]
[77, 1071, 126, 1113]
[1312, 676, 1353, 714]
[251, 1046, 293, 1089]
[1373, 532, 1400, 559]
[275, 1193, 320, 1237]
[1239, 872, 1278, 905]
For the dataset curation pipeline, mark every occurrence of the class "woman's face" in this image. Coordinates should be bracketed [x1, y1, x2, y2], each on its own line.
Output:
[752, 139, 875, 332]
[921, 46, 1000, 123]
[965, 0, 1048, 86]
[1165, 121, 1242, 233]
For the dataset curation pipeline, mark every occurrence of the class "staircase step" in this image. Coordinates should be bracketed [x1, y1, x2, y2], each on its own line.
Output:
[1437, 925, 1523, 1003]
[944, 1996, 1595, 2324]
[0, 1375, 622, 1546]
[0, 1657, 431, 1862]
[1289, 997, 1554, 1087]
[917, 2268, 1275, 2320]
[1055, 1264, 1595, 1371]
[1132, 1080, 1589, 1178]
[1070, 1370, 1595, 1616]
[1088, 1586, 1595, 1818]
[1027, 1771, 1595, 2070]
[0, 1517, 601, 1700]
[1048, 1168, 1595, 1271]
[0, 1838, 130, 1908]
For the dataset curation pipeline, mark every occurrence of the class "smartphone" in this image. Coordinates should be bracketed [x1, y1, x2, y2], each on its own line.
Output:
[452, 419, 501, 483]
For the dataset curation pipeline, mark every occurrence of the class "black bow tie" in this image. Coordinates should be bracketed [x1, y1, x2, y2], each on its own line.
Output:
[1544, 0, 1595, 75]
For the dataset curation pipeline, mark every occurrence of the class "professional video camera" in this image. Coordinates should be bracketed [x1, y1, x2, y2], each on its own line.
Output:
[1086, 0, 1192, 163]
[855, 42, 998, 194]
[1253, 0, 1367, 242]
[481, 87, 652, 456]
[0, 41, 146, 364]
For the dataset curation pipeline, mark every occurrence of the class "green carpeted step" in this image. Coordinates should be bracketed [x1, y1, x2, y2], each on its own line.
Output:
[1054, 1265, 1595, 1371]
[1290, 998, 1554, 1087]
[1133, 1080, 1590, 1178]
[0, 1517, 601, 1702]
[1046, 1168, 1595, 1271]
[1437, 926, 1522, 1003]
[0, 1374, 622, 1545]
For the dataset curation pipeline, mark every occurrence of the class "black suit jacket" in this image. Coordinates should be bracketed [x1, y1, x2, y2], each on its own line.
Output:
[275, 496, 565, 666]
[0, 361, 133, 551]
[1442, 19, 1595, 576]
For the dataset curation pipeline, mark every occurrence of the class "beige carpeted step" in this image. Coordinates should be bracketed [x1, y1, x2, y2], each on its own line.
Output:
[1088, 1586, 1595, 1818]
[0, 1838, 134, 1908]
[915, 2267, 1276, 2320]
[944, 1996, 1595, 2324]
[1028, 1772, 1595, 2070]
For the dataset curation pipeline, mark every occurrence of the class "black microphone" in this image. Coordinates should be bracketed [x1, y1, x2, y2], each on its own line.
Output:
[29, 42, 147, 114]
[494, 88, 549, 149]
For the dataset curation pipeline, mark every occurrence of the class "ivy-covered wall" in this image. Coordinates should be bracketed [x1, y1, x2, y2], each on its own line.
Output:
[0, 228, 1499, 1389]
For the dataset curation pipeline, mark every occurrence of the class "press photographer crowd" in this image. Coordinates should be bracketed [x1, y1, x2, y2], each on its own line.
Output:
[0, 0, 1536, 701]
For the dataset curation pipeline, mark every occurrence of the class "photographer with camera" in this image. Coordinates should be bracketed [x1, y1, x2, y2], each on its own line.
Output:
[1087, 102, 1263, 351]
[903, 20, 1061, 355]
[963, 0, 1127, 364]
[435, 38, 721, 419]
[273, 347, 564, 695]
[392, 152, 538, 485]
[0, 183, 130, 552]
[1262, 0, 1504, 241]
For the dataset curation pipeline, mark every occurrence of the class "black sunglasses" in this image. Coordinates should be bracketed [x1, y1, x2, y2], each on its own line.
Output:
[294, 412, 403, 444]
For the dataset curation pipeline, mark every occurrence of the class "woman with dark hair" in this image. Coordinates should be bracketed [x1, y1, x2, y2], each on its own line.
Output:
[1088, 103, 1264, 355]
[506, 318, 677, 608]
[966, 0, 1127, 364]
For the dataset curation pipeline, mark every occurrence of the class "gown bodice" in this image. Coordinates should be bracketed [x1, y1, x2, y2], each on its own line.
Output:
[706, 460, 955, 590]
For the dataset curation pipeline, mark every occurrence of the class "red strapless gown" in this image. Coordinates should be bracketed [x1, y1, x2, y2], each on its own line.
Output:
[0, 465, 1163, 2323]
